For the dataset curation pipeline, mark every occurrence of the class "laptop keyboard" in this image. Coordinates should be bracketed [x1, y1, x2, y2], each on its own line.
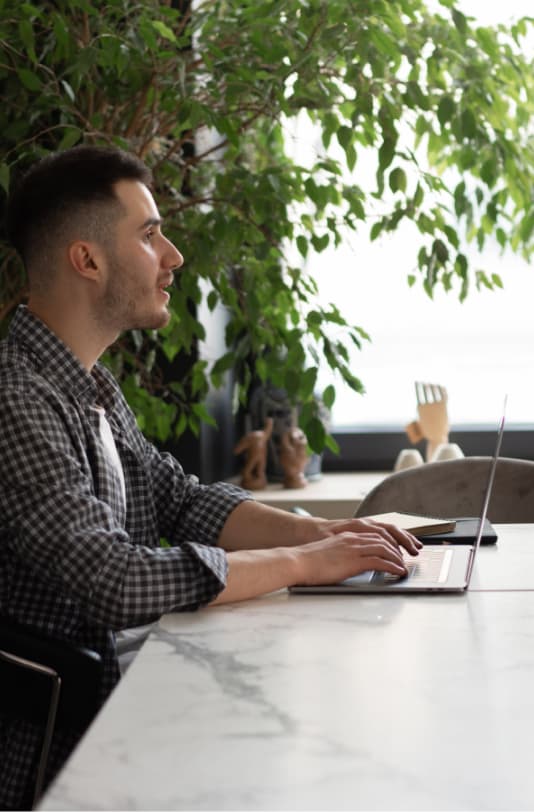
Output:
[382, 548, 453, 584]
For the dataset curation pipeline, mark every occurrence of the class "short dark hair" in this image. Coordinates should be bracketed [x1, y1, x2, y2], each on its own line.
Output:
[6, 144, 152, 278]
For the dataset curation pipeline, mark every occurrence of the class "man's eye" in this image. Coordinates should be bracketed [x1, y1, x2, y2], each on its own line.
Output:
[144, 229, 154, 241]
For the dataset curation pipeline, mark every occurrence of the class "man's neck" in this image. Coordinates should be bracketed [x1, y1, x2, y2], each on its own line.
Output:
[27, 297, 117, 371]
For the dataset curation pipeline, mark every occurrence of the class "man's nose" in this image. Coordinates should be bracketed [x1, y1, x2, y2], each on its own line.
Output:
[166, 240, 184, 272]
[171, 249, 184, 271]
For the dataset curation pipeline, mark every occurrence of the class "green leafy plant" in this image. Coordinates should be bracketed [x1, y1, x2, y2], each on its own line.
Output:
[0, 0, 532, 453]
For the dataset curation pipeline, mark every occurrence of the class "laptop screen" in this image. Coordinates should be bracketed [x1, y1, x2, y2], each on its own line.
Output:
[465, 401, 507, 586]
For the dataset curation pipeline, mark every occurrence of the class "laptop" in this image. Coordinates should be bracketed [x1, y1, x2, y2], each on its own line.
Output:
[290, 406, 506, 595]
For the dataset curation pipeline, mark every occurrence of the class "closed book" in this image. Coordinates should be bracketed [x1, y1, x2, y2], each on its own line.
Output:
[367, 511, 456, 536]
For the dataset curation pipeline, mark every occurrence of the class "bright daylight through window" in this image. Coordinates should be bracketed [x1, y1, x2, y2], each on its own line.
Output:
[288, 0, 533, 431]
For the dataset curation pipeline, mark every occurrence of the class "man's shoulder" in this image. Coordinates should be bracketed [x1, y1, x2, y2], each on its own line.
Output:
[0, 339, 34, 383]
[0, 339, 65, 406]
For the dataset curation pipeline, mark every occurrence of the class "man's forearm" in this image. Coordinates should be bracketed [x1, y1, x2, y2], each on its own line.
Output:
[210, 546, 300, 605]
[218, 498, 322, 551]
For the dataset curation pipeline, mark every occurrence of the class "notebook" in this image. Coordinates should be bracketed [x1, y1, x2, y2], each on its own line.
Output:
[289, 406, 506, 595]
[365, 512, 457, 536]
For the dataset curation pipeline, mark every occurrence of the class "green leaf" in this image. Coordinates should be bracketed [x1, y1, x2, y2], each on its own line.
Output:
[370, 221, 383, 241]
[323, 384, 336, 410]
[437, 95, 455, 127]
[413, 183, 424, 208]
[304, 416, 326, 455]
[519, 212, 534, 243]
[191, 402, 217, 428]
[405, 80, 429, 110]
[389, 167, 407, 193]
[337, 125, 352, 150]
[53, 13, 70, 48]
[151, 20, 177, 42]
[17, 68, 42, 91]
[496, 228, 507, 249]
[211, 352, 237, 381]
[454, 182, 467, 217]
[461, 109, 477, 139]
[452, 9, 468, 34]
[345, 144, 357, 171]
[19, 18, 37, 63]
[432, 238, 449, 264]
[300, 367, 318, 399]
[378, 136, 395, 172]
[324, 433, 340, 455]
[207, 290, 218, 312]
[455, 253, 468, 278]
[59, 127, 82, 150]
[311, 233, 329, 252]
[296, 235, 308, 258]
[175, 411, 188, 438]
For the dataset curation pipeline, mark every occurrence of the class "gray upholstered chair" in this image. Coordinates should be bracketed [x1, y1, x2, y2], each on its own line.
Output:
[354, 456, 534, 523]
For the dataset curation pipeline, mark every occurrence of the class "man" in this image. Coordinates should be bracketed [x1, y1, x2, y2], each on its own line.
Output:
[0, 145, 421, 807]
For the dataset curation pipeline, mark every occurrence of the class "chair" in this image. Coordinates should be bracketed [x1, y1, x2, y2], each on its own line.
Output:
[0, 617, 103, 808]
[354, 456, 534, 523]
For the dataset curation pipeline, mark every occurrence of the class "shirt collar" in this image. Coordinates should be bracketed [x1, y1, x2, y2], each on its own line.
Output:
[8, 305, 118, 409]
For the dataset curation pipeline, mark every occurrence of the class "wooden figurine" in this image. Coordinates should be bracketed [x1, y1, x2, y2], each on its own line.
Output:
[234, 417, 274, 490]
[279, 426, 308, 489]
[405, 381, 449, 462]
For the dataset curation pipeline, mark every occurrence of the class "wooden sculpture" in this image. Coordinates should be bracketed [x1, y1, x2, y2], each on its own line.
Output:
[405, 381, 449, 462]
[279, 426, 309, 489]
[234, 417, 274, 490]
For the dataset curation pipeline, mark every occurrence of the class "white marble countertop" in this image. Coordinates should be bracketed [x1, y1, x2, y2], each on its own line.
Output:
[40, 524, 534, 810]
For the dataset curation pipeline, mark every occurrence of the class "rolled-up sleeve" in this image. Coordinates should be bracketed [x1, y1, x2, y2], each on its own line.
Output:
[141, 431, 253, 547]
[0, 388, 231, 629]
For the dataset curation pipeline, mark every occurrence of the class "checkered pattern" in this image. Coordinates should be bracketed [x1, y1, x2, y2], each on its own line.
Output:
[0, 306, 250, 808]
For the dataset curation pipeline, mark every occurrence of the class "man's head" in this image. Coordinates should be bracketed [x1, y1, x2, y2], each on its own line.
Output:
[6, 145, 183, 340]
[7, 144, 152, 287]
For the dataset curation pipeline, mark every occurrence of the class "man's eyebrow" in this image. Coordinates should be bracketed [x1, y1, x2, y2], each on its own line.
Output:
[139, 216, 162, 230]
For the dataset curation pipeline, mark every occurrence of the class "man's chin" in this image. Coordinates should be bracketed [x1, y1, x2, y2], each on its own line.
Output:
[133, 309, 171, 331]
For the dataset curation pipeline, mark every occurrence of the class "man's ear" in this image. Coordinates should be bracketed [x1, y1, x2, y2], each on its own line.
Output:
[68, 241, 102, 281]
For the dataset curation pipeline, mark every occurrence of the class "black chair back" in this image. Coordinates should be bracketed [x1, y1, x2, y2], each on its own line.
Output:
[0, 617, 102, 730]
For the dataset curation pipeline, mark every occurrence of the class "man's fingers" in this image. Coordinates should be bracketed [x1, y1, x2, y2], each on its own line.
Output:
[345, 537, 407, 569]
[357, 519, 423, 554]
[374, 521, 423, 554]
[362, 556, 408, 575]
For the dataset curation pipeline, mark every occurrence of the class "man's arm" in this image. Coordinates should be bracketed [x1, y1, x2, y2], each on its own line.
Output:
[212, 500, 423, 605]
[212, 528, 414, 605]
[218, 498, 421, 552]
[0, 388, 228, 627]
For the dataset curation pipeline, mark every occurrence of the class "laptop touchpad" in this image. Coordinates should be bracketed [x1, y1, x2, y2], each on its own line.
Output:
[341, 571, 375, 585]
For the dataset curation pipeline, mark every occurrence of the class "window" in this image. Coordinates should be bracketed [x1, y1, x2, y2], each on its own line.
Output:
[287, 0, 534, 468]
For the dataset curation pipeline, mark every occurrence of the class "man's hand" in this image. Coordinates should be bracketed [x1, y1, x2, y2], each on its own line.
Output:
[291, 528, 415, 587]
[306, 516, 423, 557]
[212, 517, 423, 605]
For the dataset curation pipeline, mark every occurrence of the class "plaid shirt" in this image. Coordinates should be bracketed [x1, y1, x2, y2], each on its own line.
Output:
[0, 306, 250, 807]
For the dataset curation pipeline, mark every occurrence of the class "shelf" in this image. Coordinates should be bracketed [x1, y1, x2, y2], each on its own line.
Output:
[229, 471, 389, 519]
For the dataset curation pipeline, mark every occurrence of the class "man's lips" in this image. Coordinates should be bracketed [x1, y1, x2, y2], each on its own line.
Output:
[158, 277, 174, 297]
